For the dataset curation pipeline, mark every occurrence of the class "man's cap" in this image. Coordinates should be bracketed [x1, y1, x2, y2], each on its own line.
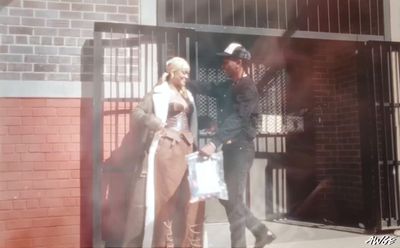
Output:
[216, 42, 251, 61]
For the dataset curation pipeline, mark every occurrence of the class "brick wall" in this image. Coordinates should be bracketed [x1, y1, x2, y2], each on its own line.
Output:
[0, 98, 91, 248]
[0, 0, 138, 82]
[0, 0, 139, 247]
[311, 41, 364, 225]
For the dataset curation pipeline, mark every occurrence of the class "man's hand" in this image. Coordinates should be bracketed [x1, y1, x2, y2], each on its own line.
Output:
[199, 142, 216, 156]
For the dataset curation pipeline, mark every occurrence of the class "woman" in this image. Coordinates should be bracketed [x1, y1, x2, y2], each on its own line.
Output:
[123, 57, 204, 248]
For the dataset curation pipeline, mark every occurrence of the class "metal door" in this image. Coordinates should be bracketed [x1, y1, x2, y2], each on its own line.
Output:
[359, 41, 400, 231]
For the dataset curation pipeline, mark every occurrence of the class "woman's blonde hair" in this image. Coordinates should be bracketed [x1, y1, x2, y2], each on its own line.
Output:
[166, 57, 190, 74]
[159, 57, 190, 99]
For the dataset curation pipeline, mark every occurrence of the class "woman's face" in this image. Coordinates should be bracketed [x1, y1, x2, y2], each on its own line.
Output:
[170, 69, 190, 88]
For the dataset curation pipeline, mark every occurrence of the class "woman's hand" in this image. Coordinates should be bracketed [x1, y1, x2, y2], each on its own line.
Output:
[199, 142, 216, 156]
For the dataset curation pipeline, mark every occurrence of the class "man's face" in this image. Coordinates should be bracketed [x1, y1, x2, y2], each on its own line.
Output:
[221, 57, 241, 79]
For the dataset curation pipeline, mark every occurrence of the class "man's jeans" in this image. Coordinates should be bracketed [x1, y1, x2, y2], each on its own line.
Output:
[220, 140, 263, 248]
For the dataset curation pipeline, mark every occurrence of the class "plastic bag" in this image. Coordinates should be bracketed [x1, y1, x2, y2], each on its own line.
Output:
[186, 151, 228, 203]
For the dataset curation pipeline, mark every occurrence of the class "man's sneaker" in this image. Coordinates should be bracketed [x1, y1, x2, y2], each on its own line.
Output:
[254, 229, 276, 248]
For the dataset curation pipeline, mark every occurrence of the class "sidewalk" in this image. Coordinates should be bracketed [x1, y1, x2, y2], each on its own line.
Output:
[204, 220, 399, 248]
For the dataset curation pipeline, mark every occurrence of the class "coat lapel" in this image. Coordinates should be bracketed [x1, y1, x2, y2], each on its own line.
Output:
[152, 82, 170, 123]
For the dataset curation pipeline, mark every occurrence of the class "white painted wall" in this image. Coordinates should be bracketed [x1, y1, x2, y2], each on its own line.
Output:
[139, 0, 157, 26]
[384, 0, 400, 42]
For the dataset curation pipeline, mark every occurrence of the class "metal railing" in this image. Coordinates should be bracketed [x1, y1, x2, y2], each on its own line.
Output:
[159, 0, 385, 40]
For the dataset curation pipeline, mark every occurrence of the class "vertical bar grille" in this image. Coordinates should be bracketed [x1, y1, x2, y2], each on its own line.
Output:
[162, 0, 384, 36]
[368, 42, 400, 229]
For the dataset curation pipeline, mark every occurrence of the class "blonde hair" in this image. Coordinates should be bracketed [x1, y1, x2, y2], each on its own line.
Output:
[159, 57, 190, 99]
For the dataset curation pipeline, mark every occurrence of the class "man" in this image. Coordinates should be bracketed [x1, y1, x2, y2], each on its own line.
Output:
[188, 43, 276, 248]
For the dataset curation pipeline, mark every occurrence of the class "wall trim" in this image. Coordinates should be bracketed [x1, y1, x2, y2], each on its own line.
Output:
[0, 80, 92, 98]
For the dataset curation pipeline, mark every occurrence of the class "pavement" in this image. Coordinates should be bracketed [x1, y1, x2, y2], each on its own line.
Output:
[204, 220, 400, 248]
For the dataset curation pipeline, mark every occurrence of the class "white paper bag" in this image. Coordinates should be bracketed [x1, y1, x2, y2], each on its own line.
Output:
[186, 151, 228, 203]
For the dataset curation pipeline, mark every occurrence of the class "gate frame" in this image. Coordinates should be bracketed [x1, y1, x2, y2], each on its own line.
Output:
[358, 41, 400, 232]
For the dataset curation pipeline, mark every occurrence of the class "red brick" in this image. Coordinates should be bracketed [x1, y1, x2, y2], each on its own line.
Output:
[0, 126, 7, 135]
[0, 201, 13, 210]
[46, 100, 80, 108]
[12, 200, 26, 210]
[21, 135, 47, 144]
[0, 191, 19, 201]
[21, 171, 47, 180]
[0, 153, 20, 162]
[15, 144, 28, 152]
[43, 188, 71, 198]
[32, 216, 79, 227]
[46, 152, 70, 161]
[5, 219, 32, 230]
[40, 198, 64, 207]
[69, 152, 79, 161]
[59, 179, 79, 188]
[8, 126, 35, 135]
[47, 171, 71, 179]
[69, 188, 80, 197]
[33, 162, 60, 171]
[1, 144, 15, 153]
[32, 180, 59, 189]
[48, 207, 79, 217]
[7, 180, 32, 190]
[0, 99, 22, 107]
[34, 126, 59, 134]
[0, 135, 22, 145]
[70, 134, 79, 142]
[32, 107, 57, 116]
[26, 199, 39, 208]
[63, 197, 79, 207]
[28, 143, 53, 152]
[21, 152, 46, 162]
[0, 181, 7, 190]
[21, 116, 47, 125]
[46, 134, 71, 143]
[0, 172, 22, 182]
[58, 125, 79, 134]
[32, 235, 78, 247]
[70, 117, 80, 125]
[0, 210, 21, 221]
[21, 99, 46, 107]
[56, 107, 80, 116]
[61, 161, 79, 170]
[18, 190, 44, 199]
[52, 143, 66, 152]
[47, 116, 71, 125]
[4, 108, 31, 117]
[71, 170, 80, 179]
[20, 209, 48, 218]
[0, 117, 21, 126]
[3, 229, 33, 240]
[5, 239, 33, 248]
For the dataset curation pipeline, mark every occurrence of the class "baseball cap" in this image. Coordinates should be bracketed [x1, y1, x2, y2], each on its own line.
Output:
[216, 42, 251, 61]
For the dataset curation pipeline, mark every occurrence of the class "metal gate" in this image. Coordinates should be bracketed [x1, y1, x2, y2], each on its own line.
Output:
[92, 21, 303, 247]
[92, 22, 196, 247]
[359, 41, 400, 231]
